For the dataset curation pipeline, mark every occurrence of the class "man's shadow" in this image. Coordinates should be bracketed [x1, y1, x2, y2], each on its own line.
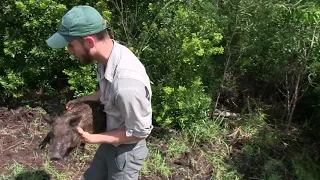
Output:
[14, 170, 51, 180]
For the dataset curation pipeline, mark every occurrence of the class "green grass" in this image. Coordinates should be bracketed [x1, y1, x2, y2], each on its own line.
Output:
[8, 161, 25, 177]
[290, 148, 320, 180]
[141, 147, 173, 179]
[43, 158, 71, 180]
[1, 161, 51, 180]
[166, 136, 189, 160]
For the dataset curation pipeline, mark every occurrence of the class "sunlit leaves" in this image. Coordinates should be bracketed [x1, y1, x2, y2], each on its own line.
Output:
[138, 0, 223, 88]
[1, 0, 68, 98]
[0, 70, 25, 98]
[153, 77, 211, 129]
[63, 64, 98, 98]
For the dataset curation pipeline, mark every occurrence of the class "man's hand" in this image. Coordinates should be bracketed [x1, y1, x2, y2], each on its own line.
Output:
[66, 98, 82, 110]
[77, 127, 101, 144]
[66, 90, 101, 110]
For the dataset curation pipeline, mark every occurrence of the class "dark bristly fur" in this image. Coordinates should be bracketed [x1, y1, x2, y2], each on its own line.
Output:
[38, 101, 106, 160]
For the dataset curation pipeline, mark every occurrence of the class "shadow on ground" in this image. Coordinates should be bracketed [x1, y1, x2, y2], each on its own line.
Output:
[14, 170, 51, 180]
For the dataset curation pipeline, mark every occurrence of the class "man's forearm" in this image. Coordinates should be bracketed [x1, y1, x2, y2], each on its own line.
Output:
[94, 127, 144, 144]
[79, 89, 101, 102]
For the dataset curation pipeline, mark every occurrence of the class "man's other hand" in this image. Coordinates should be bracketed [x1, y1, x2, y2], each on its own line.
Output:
[66, 98, 82, 110]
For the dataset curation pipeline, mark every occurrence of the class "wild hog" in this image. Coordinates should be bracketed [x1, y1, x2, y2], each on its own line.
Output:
[38, 101, 106, 160]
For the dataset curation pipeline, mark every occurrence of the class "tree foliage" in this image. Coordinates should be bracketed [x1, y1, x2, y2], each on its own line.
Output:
[215, 0, 320, 127]
[1, 0, 320, 132]
[0, 0, 69, 99]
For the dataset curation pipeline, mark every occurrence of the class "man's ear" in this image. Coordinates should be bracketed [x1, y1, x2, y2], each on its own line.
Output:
[83, 36, 95, 48]
[68, 114, 82, 128]
[42, 115, 54, 124]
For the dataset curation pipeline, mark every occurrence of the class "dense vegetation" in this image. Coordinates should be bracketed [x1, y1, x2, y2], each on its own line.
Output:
[1, 0, 320, 179]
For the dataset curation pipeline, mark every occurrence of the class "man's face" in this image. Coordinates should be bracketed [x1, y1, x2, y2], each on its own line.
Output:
[67, 39, 94, 65]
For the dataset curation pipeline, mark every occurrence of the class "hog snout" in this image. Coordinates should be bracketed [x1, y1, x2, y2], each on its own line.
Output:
[51, 152, 63, 161]
[50, 140, 69, 161]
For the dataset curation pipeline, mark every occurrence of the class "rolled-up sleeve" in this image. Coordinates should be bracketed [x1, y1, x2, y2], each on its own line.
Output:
[114, 86, 153, 138]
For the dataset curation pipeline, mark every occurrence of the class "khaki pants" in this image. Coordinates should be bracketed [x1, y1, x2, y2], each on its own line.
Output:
[84, 140, 148, 180]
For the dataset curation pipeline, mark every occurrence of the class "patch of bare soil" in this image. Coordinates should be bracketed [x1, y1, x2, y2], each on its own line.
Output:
[0, 106, 46, 172]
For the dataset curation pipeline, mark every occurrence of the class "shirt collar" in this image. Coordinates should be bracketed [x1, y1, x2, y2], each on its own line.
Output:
[104, 40, 121, 82]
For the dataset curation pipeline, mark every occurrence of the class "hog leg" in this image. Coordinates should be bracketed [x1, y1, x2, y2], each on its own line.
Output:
[80, 143, 86, 154]
[38, 131, 53, 149]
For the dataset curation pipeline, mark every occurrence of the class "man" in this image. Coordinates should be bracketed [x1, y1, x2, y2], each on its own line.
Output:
[45, 5, 153, 180]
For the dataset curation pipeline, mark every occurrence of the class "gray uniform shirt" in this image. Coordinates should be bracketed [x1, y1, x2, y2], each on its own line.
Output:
[96, 40, 153, 145]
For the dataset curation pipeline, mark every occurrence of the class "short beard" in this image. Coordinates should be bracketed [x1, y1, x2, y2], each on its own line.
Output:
[81, 45, 94, 65]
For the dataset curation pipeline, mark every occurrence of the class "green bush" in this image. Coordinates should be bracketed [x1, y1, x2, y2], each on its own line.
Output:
[0, 0, 69, 98]
[153, 77, 211, 129]
[63, 63, 98, 98]
[0, 70, 25, 98]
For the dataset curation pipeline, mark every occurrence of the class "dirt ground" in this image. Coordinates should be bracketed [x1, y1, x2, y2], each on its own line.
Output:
[0, 100, 214, 180]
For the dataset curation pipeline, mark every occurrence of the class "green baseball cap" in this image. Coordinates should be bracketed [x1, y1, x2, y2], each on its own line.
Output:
[46, 5, 108, 49]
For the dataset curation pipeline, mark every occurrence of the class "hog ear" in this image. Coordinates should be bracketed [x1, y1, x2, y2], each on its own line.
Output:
[43, 115, 54, 124]
[69, 115, 82, 128]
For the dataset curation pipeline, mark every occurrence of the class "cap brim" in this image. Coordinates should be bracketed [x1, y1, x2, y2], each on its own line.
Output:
[46, 32, 72, 49]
